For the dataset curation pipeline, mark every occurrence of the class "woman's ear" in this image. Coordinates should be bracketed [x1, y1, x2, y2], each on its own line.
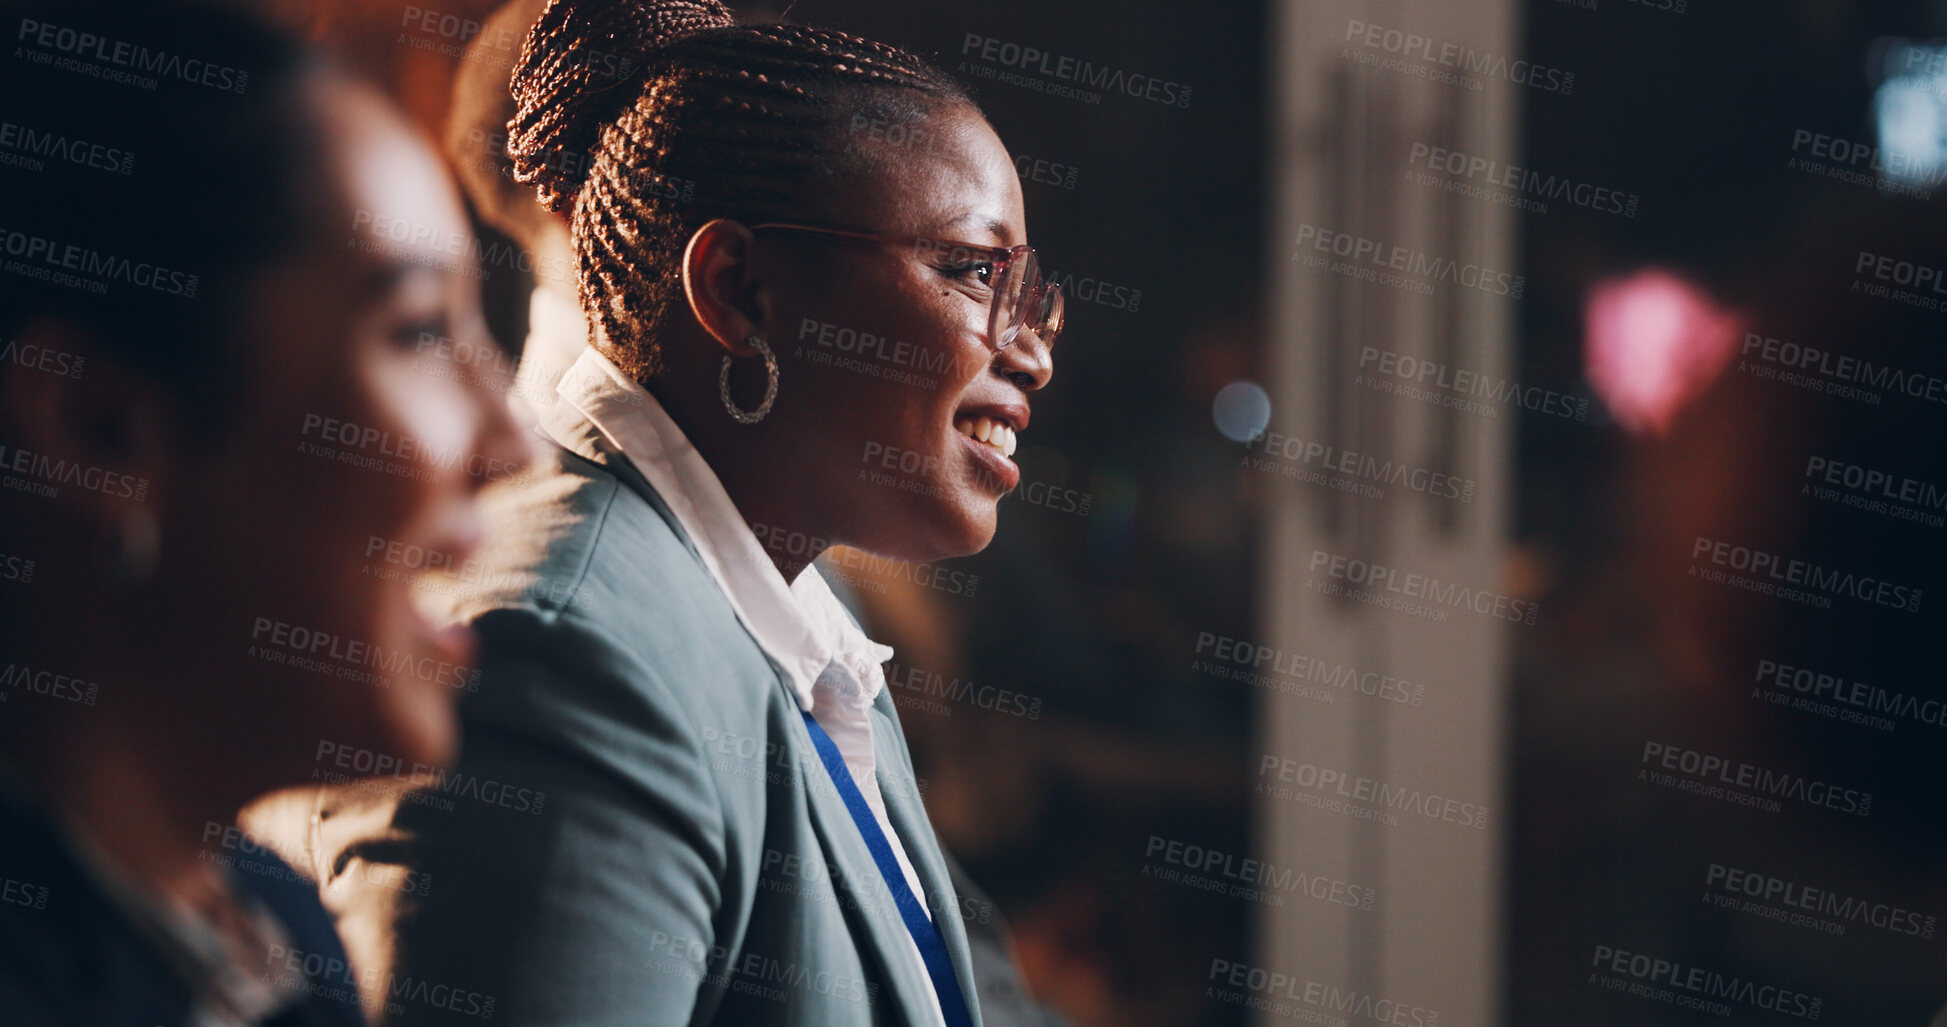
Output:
[681, 218, 769, 357]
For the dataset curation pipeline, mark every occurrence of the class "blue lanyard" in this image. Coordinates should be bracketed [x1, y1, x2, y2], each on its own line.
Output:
[798, 710, 975, 1027]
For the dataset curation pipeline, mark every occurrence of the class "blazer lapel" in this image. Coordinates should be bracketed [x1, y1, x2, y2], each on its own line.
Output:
[869, 702, 983, 1027]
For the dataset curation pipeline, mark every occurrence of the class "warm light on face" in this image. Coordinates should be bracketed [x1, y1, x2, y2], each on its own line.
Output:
[1583, 269, 1742, 436]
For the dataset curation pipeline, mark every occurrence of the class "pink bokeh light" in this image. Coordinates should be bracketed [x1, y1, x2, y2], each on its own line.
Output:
[1584, 269, 1743, 436]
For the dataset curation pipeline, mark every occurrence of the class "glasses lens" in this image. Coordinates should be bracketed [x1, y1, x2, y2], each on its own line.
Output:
[1032, 280, 1063, 344]
[991, 248, 1034, 350]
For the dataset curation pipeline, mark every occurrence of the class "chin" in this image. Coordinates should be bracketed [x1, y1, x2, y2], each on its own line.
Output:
[928, 498, 999, 558]
[373, 638, 466, 768]
[314, 607, 465, 773]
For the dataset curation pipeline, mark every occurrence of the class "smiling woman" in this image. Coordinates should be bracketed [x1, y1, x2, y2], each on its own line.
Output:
[0, 0, 528, 1023]
[262, 0, 1064, 1024]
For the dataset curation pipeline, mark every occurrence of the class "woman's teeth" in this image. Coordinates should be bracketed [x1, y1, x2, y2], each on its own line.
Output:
[955, 416, 1017, 457]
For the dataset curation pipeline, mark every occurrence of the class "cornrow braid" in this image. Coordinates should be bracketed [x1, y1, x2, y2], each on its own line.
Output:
[508, 0, 975, 381]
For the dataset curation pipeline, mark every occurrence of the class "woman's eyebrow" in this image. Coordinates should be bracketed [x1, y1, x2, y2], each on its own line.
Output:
[359, 261, 441, 298]
[944, 212, 1014, 245]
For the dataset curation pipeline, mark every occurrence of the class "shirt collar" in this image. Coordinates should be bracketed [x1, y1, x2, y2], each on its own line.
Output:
[553, 346, 893, 713]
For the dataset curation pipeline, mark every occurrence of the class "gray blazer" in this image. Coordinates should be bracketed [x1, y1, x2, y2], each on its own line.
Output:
[288, 405, 983, 1026]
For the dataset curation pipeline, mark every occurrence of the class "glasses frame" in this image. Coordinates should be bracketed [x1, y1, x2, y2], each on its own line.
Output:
[748, 221, 1064, 351]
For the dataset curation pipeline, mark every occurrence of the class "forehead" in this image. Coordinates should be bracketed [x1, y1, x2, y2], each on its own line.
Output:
[826, 102, 1024, 247]
[316, 81, 472, 273]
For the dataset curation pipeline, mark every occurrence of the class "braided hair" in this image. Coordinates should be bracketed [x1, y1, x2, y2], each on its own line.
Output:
[507, 0, 975, 381]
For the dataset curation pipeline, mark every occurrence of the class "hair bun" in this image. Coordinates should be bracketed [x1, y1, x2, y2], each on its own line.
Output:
[508, 0, 734, 214]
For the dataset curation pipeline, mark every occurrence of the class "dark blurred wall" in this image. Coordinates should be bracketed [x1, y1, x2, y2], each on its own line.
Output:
[1515, 1, 1947, 1022]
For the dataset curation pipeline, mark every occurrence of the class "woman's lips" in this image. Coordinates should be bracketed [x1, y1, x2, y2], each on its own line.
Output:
[405, 592, 477, 667]
[953, 417, 1020, 492]
[954, 414, 1018, 457]
[396, 509, 484, 668]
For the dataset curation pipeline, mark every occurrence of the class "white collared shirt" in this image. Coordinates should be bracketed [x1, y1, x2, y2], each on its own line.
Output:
[549, 344, 947, 1025]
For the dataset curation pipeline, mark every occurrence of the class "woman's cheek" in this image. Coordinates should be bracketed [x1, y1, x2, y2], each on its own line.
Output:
[372, 355, 478, 492]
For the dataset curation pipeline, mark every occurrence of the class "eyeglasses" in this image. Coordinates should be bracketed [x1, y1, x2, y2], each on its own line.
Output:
[749, 221, 1064, 350]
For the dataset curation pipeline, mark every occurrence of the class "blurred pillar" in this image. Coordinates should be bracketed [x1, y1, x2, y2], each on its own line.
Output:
[1258, 0, 1520, 1022]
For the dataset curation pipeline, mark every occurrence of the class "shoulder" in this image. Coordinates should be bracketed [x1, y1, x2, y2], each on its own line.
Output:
[422, 437, 790, 793]
[426, 436, 758, 686]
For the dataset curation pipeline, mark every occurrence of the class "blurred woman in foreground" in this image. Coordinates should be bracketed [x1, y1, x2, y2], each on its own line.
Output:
[0, 1, 527, 1022]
